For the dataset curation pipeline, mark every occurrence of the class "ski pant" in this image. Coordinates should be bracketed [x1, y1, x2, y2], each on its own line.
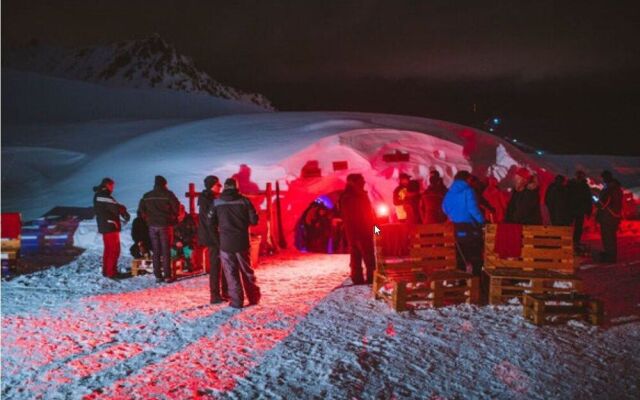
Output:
[571, 214, 585, 247]
[453, 223, 484, 276]
[149, 226, 172, 279]
[347, 235, 375, 284]
[102, 231, 120, 277]
[599, 213, 620, 262]
[220, 250, 260, 308]
[207, 244, 228, 300]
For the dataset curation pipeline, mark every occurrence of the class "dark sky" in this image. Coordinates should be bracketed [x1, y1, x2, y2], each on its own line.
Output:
[3, 0, 640, 154]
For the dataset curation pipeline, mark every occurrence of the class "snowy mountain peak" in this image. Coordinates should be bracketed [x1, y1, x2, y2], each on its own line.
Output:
[4, 34, 274, 110]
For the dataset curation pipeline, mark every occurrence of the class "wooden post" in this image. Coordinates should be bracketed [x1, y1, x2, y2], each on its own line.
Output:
[185, 183, 199, 217]
[265, 182, 277, 252]
[275, 181, 287, 249]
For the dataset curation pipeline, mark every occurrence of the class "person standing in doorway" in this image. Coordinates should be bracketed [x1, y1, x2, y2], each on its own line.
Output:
[208, 178, 260, 308]
[139, 175, 180, 283]
[93, 177, 130, 279]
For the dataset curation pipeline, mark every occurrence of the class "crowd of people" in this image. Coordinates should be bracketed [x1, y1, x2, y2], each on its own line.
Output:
[93, 167, 624, 307]
[92, 174, 260, 308]
[340, 168, 624, 287]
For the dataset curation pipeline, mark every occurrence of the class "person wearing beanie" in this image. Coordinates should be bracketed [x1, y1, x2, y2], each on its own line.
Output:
[596, 170, 623, 262]
[207, 177, 260, 308]
[138, 175, 180, 283]
[505, 168, 542, 225]
[93, 177, 130, 279]
[197, 175, 228, 303]
[338, 173, 376, 284]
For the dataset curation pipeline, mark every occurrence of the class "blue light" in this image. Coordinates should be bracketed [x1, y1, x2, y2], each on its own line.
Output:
[536, 150, 544, 156]
[492, 117, 501, 125]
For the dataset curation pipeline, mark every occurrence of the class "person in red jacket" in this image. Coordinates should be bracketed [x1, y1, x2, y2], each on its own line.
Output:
[338, 174, 376, 284]
[93, 177, 130, 279]
[482, 177, 507, 223]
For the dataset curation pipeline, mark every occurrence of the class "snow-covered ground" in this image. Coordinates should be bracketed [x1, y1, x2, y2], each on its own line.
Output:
[2, 234, 639, 399]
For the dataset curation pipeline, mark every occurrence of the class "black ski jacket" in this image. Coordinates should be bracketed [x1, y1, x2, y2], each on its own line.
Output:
[208, 189, 258, 253]
[197, 190, 219, 246]
[138, 186, 180, 227]
[506, 188, 542, 225]
[567, 178, 593, 217]
[93, 187, 130, 233]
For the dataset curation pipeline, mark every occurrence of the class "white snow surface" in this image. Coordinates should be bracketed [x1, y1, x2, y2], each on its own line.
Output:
[2, 240, 639, 399]
[0, 107, 565, 220]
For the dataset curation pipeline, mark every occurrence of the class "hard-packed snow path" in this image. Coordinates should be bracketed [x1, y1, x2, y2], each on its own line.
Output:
[1, 252, 349, 399]
[2, 251, 639, 400]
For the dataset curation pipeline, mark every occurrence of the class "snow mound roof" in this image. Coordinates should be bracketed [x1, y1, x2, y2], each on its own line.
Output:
[3, 111, 638, 220]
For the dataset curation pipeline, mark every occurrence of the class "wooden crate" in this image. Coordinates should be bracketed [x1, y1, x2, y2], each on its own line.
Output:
[523, 293, 604, 326]
[375, 269, 479, 312]
[487, 269, 582, 305]
[485, 224, 575, 273]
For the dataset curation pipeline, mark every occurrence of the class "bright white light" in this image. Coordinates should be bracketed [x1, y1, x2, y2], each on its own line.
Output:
[376, 204, 389, 217]
[512, 138, 518, 143]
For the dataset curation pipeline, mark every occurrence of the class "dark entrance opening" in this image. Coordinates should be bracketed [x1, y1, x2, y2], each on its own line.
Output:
[294, 191, 348, 254]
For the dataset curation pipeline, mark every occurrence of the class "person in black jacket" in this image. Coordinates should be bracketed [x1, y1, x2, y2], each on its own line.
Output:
[93, 177, 130, 278]
[338, 173, 376, 284]
[198, 175, 228, 303]
[506, 168, 542, 225]
[138, 175, 180, 283]
[596, 170, 623, 262]
[545, 175, 571, 226]
[208, 178, 260, 308]
[567, 170, 593, 249]
[130, 210, 151, 258]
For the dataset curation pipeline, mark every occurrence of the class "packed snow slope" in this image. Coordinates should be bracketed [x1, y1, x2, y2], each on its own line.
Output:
[2, 235, 639, 399]
[3, 107, 640, 222]
[2, 69, 269, 123]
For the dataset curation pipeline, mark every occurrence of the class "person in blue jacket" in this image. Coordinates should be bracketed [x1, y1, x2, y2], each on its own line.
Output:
[442, 171, 485, 275]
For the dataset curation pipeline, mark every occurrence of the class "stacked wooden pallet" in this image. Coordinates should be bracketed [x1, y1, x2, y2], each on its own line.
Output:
[484, 224, 581, 305]
[373, 223, 479, 312]
[523, 293, 604, 326]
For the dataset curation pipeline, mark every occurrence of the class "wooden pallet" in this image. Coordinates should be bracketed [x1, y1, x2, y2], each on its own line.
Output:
[375, 269, 479, 311]
[373, 223, 457, 295]
[487, 269, 582, 305]
[523, 293, 604, 326]
[485, 224, 575, 273]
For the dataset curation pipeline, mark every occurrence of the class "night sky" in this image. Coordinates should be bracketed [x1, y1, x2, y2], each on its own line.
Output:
[3, 0, 640, 155]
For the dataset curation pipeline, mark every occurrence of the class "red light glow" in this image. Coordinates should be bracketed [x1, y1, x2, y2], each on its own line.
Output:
[376, 203, 389, 217]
